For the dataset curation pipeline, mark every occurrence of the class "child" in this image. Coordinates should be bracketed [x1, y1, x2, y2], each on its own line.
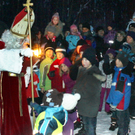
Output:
[107, 48, 134, 135]
[48, 46, 66, 92]
[59, 58, 77, 135]
[44, 12, 64, 38]
[59, 57, 76, 94]
[70, 24, 82, 39]
[99, 48, 116, 114]
[126, 11, 135, 32]
[39, 44, 56, 93]
[70, 39, 87, 64]
[31, 89, 80, 135]
[73, 47, 106, 135]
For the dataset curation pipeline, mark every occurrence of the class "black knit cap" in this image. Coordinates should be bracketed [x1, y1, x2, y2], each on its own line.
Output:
[82, 47, 97, 65]
[77, 39, 87, 46]
[82, 22, 90, 30]
[127, 31, 135, 41]
[116, 53, 129, 67]
[96, 26, 104, 33]
[44, 43, 55, 53]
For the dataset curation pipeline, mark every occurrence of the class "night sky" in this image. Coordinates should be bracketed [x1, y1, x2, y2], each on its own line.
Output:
[0, 0, 135, 32]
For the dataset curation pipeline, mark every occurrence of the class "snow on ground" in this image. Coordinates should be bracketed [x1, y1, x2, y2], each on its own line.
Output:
[74, 111, 135, 135]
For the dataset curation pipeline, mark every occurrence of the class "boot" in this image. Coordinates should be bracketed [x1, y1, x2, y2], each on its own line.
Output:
[74, 121, 83, 130]
[74, 117, 83, 130]
[75, 124, 86, 135]
[109, 122, 118, 131]
[109, 117, 118, 131]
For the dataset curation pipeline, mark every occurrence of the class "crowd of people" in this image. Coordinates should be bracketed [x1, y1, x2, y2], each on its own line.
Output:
[1, 10, 135, 135]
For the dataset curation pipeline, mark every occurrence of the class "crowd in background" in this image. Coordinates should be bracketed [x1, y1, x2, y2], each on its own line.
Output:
[1, 10, 135, 135]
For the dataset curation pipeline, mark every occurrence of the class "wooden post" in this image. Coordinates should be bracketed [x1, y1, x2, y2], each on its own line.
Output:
[23, 0, 35, 127]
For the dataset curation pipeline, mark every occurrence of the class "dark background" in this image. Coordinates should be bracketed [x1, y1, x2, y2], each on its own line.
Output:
[0, 0, 135, 33]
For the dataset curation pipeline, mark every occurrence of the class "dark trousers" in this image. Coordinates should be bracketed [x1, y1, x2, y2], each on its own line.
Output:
[82, 116, 97, 135]
[116, 109, 130, 135]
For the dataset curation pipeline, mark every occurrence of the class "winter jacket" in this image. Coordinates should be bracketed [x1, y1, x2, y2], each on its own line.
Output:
[128, 41, 135, 54]
[99, 59, 113, 88]
[59, 57, 76, 93]
[107, 66, 134, 110]
[39, 55, 57, 91]
[62, 73, 76, 93]
[111, 38, 126, 50]
[74, 65, 105, 117]
[44, 20, 64, 37]
[48, 58, 66, 92]
[26, 72, 39, 98]
[31, 103, 68, 135]
[69, 58, 82, 81]
[94, 35, 109, 61]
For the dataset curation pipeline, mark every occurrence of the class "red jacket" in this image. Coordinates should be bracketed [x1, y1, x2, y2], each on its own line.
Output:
[26, 72, 39, 98]
[48, 59, 66, 92]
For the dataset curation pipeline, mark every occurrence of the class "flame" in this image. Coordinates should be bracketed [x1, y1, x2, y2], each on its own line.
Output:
[33, 48, 41, 57]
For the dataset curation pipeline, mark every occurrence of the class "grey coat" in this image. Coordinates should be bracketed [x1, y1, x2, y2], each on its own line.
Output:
[73, 65, 105, 118]
[44, 20, 64, 37]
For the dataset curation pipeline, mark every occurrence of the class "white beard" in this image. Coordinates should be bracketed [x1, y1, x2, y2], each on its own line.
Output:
[1, 30, 23, 49]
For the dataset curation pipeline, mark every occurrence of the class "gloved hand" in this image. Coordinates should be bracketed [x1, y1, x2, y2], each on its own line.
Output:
[104, 54, 109, 63]
[20, 48, 33, 57]
[49, 71, 55, 77]
[110, 104, 116, 111]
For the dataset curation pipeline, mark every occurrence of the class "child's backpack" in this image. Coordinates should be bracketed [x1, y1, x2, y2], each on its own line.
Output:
[66, 35, 80, 51]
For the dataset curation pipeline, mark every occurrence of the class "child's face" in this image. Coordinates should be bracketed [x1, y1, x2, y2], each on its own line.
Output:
[47, 31, 55, 39]
[108, 53, 114, 60]
[107, 26, 112, 31]
[98, 30, 104, 37]
[61, 64, 68, 73]
[117, 33, 124, 42]
[56, 52, 64, 60]
[71, 28, 78, 33]
[82, 27, 89, 33]
[127, 36, 134, 44]
[115, 59, 123, 68]
[52, 17, 59, 25]
[46, 50, 53, 58]
[82, 58, 92, 68]
[79, 24, 82, 32]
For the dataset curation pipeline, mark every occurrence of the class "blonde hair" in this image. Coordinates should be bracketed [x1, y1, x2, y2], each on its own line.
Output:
[59, 64, 69, 77]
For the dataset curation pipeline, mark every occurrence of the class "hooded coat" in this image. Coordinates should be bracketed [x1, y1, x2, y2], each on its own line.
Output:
[74, 65, 105, 117]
